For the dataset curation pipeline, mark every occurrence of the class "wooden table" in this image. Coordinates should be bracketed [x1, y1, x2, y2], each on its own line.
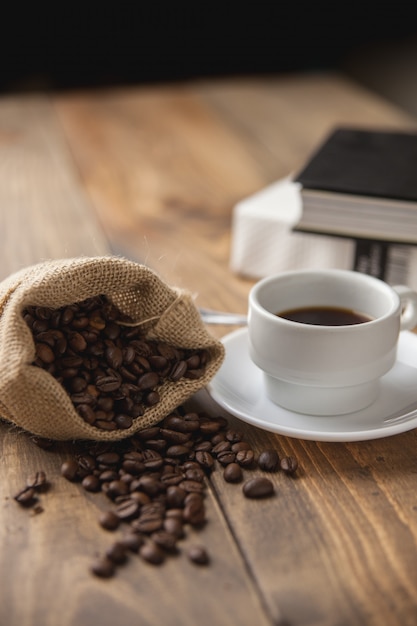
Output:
[2, 72, 417, 626]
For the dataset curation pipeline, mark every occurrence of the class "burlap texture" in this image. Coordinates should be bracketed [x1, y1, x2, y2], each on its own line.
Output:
[0, 256, 225, 441]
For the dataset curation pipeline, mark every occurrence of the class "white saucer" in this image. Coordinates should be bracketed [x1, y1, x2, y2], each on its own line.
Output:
[207, 328, 417, 442]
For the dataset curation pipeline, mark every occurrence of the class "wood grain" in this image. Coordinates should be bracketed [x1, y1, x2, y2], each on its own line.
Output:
[1, 73, 417, 626]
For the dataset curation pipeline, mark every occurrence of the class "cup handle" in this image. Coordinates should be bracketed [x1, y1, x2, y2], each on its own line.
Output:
[393, 285, 417, 331]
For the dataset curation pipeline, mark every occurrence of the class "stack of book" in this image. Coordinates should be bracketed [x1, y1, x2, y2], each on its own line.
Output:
[293, 126, 417, 281]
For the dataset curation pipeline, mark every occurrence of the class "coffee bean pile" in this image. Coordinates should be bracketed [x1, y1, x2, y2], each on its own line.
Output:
[23, 295, 208, 431]
[56, 408, 299, 578]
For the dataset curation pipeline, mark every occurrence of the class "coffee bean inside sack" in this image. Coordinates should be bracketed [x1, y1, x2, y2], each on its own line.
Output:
[54, 407, 300, 578]
[23, 295, 209, 432]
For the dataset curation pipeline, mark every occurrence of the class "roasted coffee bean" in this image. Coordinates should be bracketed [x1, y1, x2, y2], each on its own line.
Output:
[122, 458, 145, 475]
[114, 414, 133, 429]
[26, 470, 48, 492]
[194, 441, 212, 453]
[77, 454, 96, 473]
[31, 436, 55, 450]
[242, 477, 275, 499]
[166, 486, 187, 508]
[35, 343, 55, 364]
[212, 441, 231, 455]
[226, 430, 243, 443]
[120, 532, 144, 553]
[105, 345, 123, 369]
[95, 420, 117, 430]
[61, 459, 80, 481]
[186, 354, 200, 369]
[231, 441, 251, 452]
[183, 501, 206, 526]
[138, 426, 160, 440]
[106, 480, 130, 499]
[165, 414, 200, 433]
[151, 530, 178, 551]
[139, 540, 165, 565]
[195, 450, 214, 470]
[137, 372, 159, 391]
[99, 469, 119, 482]
[146, 439, 167, 453]
[184, 468, 205, 482]
[130, 491, 151, 506]
[280, 455, 299, 474]
[142, 450, 164, 470]
[223, 462, 243, 483]
[199, 420, 222, 435]
[115, 499, 141, 521]
[235, 449, 255, 467]
[148, 355, 168, 370]
[211, 433, 226, 445]
[258, 449, 280, 472]
[90, 556, 116, 578]
[217, 450, 237, 466]
[82, 474, 101, 492]
[163, 516, 184, 539]
[166, 445, 190, 458]
[96, 452, 120, 466]
[96, 375, 121, 393]
[159, 428, 191, 444]
[14, 487, 37, 506]
[180, 479, 204, 493]
[98, 510, 120, 531]
[135, 475, 164, 497]
[170, 360, 187, 381]
[106, 542, 128, 564]
[69, 332, 87, 352]
[187, 545, 209, 565]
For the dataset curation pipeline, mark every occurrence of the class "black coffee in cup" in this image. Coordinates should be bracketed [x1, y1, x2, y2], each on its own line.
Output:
[276, 306, 373, 326]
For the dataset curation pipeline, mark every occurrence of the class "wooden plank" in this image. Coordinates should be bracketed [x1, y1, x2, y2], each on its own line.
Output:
[0, 428, 272, 626]
[197, 391, 417, 626]
[0, 94, 109, 279]
[194, 73, 417, 178]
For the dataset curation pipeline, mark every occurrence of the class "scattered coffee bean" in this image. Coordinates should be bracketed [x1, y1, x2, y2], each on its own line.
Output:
[235, 449, 255, 467]
[223, 462, 243, 483]
[258, 449, 280, 472]
[106, 541, 128, 564]
[14, 487, 37, 507]
[31, 436, 55, 450]
[82, 474, 101, 492]
[187, 545, 209, 565]
[140, 539, 165, 565]
[27, 470, 49, 492]
[120, 532, 144, 553]
[60, 459, 79, 481]
[55, 406, 301, 577]
[99, 510, 120, 531]
[14, 470, 49, 508]
[280, 455, 299, 474]
[242, 477, 274, 499]
[90, 556, 116, 578]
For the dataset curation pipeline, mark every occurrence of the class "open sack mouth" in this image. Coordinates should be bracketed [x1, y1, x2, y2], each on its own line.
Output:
[0, 256, 225, 441]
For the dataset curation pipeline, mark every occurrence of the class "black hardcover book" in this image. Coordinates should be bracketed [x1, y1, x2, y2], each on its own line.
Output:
[295, 127, 417, 201]
[293, 126, 417, 244]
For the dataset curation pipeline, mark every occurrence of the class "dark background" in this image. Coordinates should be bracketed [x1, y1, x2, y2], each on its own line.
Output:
[1, 5, 417, 93]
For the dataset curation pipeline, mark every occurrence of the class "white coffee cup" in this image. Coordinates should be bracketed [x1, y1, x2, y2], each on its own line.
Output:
[248, 269, 417, 416]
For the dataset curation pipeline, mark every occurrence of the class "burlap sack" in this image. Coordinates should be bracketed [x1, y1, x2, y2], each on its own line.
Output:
[0, 256, 225, 441]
